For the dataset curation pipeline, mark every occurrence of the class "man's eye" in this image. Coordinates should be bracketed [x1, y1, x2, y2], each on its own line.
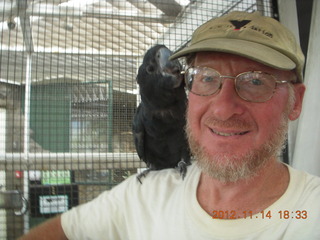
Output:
[250, 78, 263, 86]
[202, 76, 214, 83]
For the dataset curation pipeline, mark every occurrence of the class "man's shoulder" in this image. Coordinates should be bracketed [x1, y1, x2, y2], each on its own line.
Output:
[287, 165, 320, 203]
[300, 169, 320, 196]
[108, 163, 198, 196]
[288, 165, 320, 188]
[134, 163, 197, 186]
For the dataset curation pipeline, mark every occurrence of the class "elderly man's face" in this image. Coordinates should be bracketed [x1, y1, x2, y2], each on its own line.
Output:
[186, 52, 305, 182]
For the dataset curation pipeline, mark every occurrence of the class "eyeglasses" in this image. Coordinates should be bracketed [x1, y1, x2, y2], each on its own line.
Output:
[183, 66, 292, 103]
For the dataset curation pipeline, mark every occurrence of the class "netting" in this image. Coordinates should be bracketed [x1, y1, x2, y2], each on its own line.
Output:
[0, 0, 277, 238]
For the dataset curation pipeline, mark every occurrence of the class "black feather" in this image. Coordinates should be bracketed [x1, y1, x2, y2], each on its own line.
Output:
[132, 45, 191, 183]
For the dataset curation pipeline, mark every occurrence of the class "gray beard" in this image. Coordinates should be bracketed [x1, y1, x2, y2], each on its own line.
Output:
[186, 114, 289, 183]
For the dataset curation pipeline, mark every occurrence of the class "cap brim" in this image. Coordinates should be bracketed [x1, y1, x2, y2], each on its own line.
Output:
[170, 38, 296, 71]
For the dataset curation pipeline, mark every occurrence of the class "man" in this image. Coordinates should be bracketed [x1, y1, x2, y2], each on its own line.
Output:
[20, 11, 320, 240]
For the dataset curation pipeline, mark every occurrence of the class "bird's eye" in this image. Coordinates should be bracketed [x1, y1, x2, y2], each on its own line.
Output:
[146, 65, 155, 73]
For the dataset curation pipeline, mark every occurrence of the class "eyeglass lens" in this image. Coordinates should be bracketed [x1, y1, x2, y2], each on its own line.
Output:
[185, 67, 278, 102]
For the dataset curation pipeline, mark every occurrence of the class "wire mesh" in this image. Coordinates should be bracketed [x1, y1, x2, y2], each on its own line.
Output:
[0, 0, 276, 238]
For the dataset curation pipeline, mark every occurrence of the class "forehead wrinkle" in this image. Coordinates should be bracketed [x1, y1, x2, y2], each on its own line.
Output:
[194, 52, 295, 79]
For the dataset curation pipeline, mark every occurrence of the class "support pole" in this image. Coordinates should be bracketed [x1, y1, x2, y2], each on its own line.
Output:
[23, 52, 32, 234]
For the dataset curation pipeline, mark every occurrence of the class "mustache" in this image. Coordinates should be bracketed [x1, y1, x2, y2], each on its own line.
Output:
[203, 116, 255, 130]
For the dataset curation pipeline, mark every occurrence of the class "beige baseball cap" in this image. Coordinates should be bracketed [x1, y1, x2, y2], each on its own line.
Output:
[170, 11, 305, 82]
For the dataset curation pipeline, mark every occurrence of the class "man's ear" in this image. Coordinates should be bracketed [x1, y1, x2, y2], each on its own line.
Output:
[289, 83, 306, 121]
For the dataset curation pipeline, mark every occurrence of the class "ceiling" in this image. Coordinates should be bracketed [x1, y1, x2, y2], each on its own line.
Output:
[0, 0, 190, 53]
[0, 0, 269, 95]
[0, 0, 193, 94]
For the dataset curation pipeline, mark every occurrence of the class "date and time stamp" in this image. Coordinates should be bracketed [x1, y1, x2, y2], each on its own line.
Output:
[211, 210, 308, 220]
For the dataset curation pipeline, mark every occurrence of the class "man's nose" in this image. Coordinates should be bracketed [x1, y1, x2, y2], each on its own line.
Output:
[208, 79, 245, 121]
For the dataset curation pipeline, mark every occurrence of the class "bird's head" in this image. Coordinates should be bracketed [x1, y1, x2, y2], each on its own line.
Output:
[138, 45, 183, 88]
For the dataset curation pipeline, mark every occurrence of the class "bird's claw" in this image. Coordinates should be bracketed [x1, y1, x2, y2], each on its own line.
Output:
[136, 168, 151, 184]
[176, 160, 189, 180]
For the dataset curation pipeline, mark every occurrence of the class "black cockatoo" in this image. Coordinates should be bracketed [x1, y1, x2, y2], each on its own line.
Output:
[133, 44, 191, 183]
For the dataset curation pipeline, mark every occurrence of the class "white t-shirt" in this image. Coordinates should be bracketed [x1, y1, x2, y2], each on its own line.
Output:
[61, 164, 320, 240]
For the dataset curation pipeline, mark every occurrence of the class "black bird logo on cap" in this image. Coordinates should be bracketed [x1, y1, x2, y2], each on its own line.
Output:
[230, 20, 251, 30]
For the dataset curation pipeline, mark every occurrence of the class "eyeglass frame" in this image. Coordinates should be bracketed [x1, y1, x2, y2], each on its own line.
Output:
[181, 66, 294, 103]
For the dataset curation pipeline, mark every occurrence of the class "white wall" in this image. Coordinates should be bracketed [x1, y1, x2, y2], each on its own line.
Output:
[292, 0, 320, 176]
[277, 0, 301, 163]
